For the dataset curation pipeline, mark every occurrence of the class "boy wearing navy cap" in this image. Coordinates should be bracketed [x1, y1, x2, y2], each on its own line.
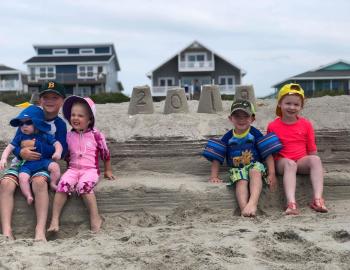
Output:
[0, 80, 67, 241]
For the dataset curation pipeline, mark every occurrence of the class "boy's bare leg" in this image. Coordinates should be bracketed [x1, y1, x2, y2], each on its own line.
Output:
[297, 155, 324, 199]
[235, 180, 249, 214]
[0, 177, 17, 239]
[276, 158, 297, 204]
[18, 172, 34, 205]
[47, 192, 68, 232]
[48, 162, 61, 191]
[31, 176, 49, 241]
[82, 193, 102, 233]
[242, 169, 263, 217]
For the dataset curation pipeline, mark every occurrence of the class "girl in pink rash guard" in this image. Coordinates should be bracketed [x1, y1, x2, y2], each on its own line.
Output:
[48, 96, 115, 233]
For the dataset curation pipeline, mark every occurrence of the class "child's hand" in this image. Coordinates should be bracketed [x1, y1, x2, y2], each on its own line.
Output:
[52, 152, 61, 161]
[209, 176, 223, 183]
[21, 139, 36, 148]
[267, 174, 277, 192]
[0, 159, 7, 170]
[104, 170, 115, 180]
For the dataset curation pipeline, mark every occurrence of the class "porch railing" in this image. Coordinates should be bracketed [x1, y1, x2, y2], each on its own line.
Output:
[0, 80, 21, 91]
[28, 73, 106, 84]
[178, 61, 214, 72]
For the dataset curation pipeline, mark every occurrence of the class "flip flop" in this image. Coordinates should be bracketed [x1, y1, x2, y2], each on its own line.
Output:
[285, 202, 299, 215]
[310, 198, 328, 213]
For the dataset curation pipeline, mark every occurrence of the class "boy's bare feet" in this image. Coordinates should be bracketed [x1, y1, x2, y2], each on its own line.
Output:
[91, 215, 104, 233]
[34, 228, 47, 242]
[47, 220, 60, 233]
[241, 203, 257, 217]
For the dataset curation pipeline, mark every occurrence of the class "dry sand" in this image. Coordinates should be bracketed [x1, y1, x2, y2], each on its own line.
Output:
[0, 96, 350, 269]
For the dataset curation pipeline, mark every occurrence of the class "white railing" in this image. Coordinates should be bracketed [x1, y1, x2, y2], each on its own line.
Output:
[219, 84, 236, 95]
[151, 84, 237, 97]
[151, 86, 181, 97]
[0, 80, 20, 91]
[178, 61, 214, 72]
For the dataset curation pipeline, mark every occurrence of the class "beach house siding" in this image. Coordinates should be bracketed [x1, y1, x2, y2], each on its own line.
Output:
[105, 57, 119, 93]
[148, 41, 245, 97]
[0, 65, 27, 93]
[25, 44, 122, 96]
[213, 56, 242, 85]
[272, 61, 350, 96]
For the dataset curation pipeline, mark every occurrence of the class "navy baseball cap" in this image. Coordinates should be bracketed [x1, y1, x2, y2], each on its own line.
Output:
[39, 80, 66, 98]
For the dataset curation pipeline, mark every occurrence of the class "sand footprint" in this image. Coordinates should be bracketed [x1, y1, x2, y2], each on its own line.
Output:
[332, 230, 350, 243]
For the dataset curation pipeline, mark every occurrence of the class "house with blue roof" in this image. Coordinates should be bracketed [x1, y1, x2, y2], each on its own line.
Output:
[272, 60, 350, 96]
[24, 43, 122, 96]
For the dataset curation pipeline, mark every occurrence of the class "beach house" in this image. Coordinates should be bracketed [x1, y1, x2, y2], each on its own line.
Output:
[0, 64, 27, 94]
[147, 41, 245, 98]
[24, 43, 122, 96]
[272, 60, 350, 96]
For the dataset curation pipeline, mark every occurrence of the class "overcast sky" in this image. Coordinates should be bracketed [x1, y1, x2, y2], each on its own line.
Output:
[1, 0, 350, 97]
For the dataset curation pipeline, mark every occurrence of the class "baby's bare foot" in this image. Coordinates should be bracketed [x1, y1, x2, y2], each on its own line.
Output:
[27, 196, 34, 205]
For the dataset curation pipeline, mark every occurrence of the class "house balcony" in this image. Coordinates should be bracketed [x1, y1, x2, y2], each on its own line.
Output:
[27, 73, 106, 85]
[151, 84, 236, 97]
[0, 80, 21, 91]
[151, 86, 180, 97]
[178, 61, 214, 72]
[218, 84, 236, 95]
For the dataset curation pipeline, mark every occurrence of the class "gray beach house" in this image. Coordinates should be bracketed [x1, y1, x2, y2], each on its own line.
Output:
[147, 41, 245, 98]
[272, 60, 350, 96]
[24, 43, 122, 96]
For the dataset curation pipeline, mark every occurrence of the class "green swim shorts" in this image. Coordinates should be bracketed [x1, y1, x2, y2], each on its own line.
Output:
[229, 161, 267, 184]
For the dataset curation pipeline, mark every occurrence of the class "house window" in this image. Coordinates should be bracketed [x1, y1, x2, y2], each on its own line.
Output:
[78, 65, 95, 78]
[80, 48, 94, 55]
[30, 67, 35, 81]
[53, 49, 68, 55]
[218, 76, 235, 85]
[74, 86, 91, 96]
[39, 66, 55, 79]
[158, 77, 175, 87]
[186, 53, 206, 62]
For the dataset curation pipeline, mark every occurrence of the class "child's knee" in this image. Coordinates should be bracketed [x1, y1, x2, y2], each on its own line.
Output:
[284, 159, 297, 171]
[19, 173, 30, 182]
[309, 155, 322, 166]
[249, 168, 262, 178]
[49, 162, 60, 172]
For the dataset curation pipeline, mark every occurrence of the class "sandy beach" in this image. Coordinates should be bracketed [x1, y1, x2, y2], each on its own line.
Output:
[0, 96, 350, 269]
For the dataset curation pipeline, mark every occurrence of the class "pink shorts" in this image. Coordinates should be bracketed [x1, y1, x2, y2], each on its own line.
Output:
[57, 167, 99, 195]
